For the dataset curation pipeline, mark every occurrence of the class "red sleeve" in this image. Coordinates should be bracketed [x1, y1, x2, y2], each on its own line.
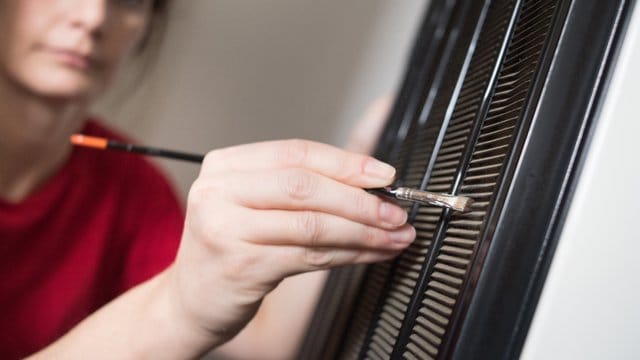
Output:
[116, 159, 185, 292]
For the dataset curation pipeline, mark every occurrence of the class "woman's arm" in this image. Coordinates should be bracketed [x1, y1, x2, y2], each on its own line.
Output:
[31, 98, 399, 360]
[29, 268, 218, 359]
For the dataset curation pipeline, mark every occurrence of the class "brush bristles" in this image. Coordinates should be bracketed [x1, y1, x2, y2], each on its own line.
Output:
[392, 187, 474, 212]
[451, 196, 474, 212]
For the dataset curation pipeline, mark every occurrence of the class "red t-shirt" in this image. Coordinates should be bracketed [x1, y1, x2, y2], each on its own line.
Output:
[0, 120, 184, 359]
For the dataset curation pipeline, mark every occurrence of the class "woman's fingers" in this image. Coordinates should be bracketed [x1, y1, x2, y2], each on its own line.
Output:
[267, 245, 403, 278]
[240, 208, 415, 250]
[200, 139, 396, 189]
[214, 168, 407, 230]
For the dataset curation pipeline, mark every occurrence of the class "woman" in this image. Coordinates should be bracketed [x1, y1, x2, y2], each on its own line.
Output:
[0, 0, 415, 358]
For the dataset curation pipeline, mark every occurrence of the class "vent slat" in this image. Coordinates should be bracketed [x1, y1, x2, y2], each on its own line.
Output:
[432, 270, 464, 287]
[433, 262, 467, 278]
[425, 290, 456, 312]
[440, 245, 475, 258]
[420, 301, 450, 325]
[406, 340, 438, 359]
[412, 324, 443, 347]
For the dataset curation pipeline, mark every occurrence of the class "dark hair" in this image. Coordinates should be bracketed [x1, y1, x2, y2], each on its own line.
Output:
[152, 0, 170, 16]
[118, 0, 171, 98]
[137, 0, 171, 53]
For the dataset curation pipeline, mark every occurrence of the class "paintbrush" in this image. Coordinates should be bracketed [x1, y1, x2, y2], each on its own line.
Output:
[69, 134, 474, 212]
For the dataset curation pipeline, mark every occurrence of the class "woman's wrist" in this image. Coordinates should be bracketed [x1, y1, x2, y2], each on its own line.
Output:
[146, 266, 224, 358]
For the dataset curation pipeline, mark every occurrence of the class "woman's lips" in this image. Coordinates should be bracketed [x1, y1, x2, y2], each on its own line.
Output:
[46, 47, 94, 70]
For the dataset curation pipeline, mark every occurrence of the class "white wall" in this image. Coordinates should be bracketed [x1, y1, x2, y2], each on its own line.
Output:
[95, 0, 428, 199]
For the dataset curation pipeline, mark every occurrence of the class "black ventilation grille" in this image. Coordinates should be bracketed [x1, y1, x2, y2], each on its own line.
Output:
[377, 0, 516, 358]
[403, 0, 517, 349]
[382, 0, 459, 171]
[335, 1, 484, 359]
[361, 1, 491, 356]
[335, 0, 561, 358]
[300, 0, 631, 358]
[339, 263, 393, 359]
[412, 0, 558, 357]
[336, 2, 461, 357]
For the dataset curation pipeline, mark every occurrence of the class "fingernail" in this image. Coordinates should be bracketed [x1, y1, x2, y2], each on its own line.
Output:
[364, 159, 396, 180]
[379, 202, 407, 226]
[389, 226, 416, 244]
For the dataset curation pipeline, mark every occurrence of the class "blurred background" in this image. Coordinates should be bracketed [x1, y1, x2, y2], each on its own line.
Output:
[94, 0, 428, 200]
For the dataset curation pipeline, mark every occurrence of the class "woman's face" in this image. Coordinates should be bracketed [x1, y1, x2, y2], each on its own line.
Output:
[0, 0, 154, 100]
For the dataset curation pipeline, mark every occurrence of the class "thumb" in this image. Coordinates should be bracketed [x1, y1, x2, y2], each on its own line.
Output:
[345, 95, 394, 154]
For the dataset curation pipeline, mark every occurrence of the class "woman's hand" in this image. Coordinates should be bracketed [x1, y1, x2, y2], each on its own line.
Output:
[30, 101, 405, 360]
[167, 139, 415, 348]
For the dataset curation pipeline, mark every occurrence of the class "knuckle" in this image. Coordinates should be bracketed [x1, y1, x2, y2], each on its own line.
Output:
[279, 169, 317, 201]
[358, 156, 370, 176]
[295, 211, 323, 247]
[187, 178, 224, 207]
[337, 153, 370, 183]
[362, 225, 380, 247]
[186, 179, 208, 210]
[185, 179, 230, 249]
[303, 247, 336, 268]
[333, 155, 350, 180]
[278, 139, 309, 167]
[353, 191, 376, 221]
[201, 149, 224, 171]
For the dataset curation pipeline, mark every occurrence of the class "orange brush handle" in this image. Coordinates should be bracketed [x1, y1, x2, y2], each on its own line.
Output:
[69, 134, 108, 150]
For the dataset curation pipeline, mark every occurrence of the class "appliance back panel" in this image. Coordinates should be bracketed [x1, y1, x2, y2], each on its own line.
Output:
[298, 0, 634, 358]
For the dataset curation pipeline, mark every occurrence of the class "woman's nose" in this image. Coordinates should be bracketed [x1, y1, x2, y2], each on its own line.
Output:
[68, 0, 107, 36]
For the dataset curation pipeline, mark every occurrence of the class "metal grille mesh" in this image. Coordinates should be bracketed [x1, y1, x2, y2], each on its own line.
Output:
[339, 262, 394, 359]
[336, 1, 461, 357]
[405, 0, 558, 358]
[336, 0, 560, 358]
[402, 0, 516, 358]
[357, 3, 501, 358]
